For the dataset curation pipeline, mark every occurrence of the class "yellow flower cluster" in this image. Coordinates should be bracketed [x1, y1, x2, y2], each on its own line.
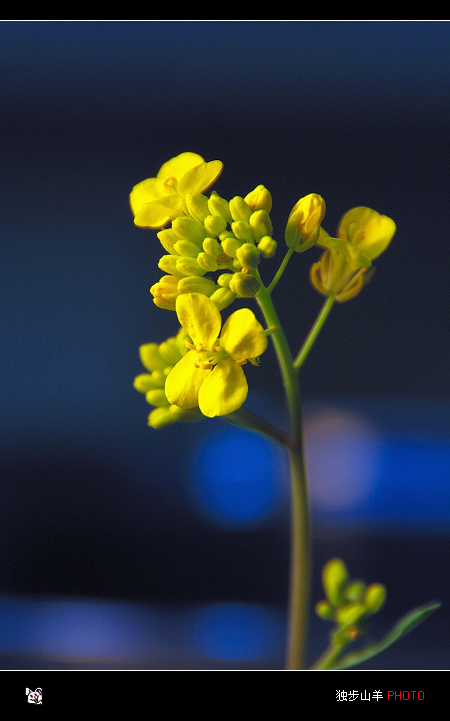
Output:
[132, 153, 395, 425]
[130, 153, 277, 312]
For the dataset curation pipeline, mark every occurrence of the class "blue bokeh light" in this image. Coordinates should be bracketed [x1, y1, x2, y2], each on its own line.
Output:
[190, 428, 287, 529]
[190, 602, 284, 662]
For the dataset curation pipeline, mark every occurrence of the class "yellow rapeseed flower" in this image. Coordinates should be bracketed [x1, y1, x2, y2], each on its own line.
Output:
[165, 293, 268, 418]
[130, 152, 223, 229]
[311, 206, 396, 301]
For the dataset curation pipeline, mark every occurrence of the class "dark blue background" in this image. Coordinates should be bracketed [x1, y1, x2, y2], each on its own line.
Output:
[1, 21, 449, 669]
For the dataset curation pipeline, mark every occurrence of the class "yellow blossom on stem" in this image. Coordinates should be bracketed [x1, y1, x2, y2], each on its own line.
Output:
[311, 206, 396, 302]
[165, 293, 268, 418]
[130, 152, 223, 229]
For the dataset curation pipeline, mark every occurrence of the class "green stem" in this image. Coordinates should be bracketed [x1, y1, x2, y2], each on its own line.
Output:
[255, 273, 311, 670]
[225, 407, 289, 447]
[293, 295, 335, 371]
[266, 247, 295, 295]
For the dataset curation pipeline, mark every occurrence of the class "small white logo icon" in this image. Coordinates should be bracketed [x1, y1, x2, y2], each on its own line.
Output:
[26, 688, 42, 704]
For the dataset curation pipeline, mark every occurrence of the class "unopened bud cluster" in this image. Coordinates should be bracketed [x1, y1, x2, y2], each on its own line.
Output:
[152, 185, 276, 311]
[315, 558, 386, 641]
[133, 328, 202, 428]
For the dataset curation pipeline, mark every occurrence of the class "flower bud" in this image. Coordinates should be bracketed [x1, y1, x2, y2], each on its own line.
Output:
[175, 257, 205, 277]
[208, 192, 233, 223]
[229, 195, 252, 222]
[257, 236, 277, 258]
[150, 275, 179, 310]
[221, 235, 242, 258]
[322, 558, 348, 608]
[173, 239, 202, 258]
[197, 252, 220, 272]
[158, 254, 184, 276]
[249, 209, 273, 241]
[364, 584, 387, 614]
[208, 286, 236, 310]
[203, 236, 221, 256]
[184, 193, 210, 222]
[204, 214, 227, 237]
[229, 272, 260, 297]
[235, 242, 261, 269]
[244, 185, 272, 213]
[172, 216, 206, 244]
[315, 600, 335, 621]
[157, 228, 179, 254]
[285, 193, 326, 251]
[336, 602, 367, 627]
[231, 220, 254, 243]
[177, 275, 217, 296]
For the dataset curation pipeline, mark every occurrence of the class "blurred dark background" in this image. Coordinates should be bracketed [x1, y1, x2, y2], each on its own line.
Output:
[1, 21, 449, 669]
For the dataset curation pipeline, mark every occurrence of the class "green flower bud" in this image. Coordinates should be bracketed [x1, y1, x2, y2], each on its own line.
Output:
[145, 389, 170, 407]
[139, 343, 167, 372]
[322, 558, 349, 608]
[231, 220, 254, 243]
[175, 257, 205, 277]
[148, 406, 177, 429]
[364, 584, 387, 614]
[208, 286, 236, 310]
[221, 236, 242, 258]
[208, 191, 233, 223]
[204, 214, 227, 237]
[336, 602, 367, 627]
[177, 275, 217, 296]
[173, 239, 202, 258]
[235, 242, 261, 269]
[158, 338, 184, 365]
[184, 193, 210, 222]
[157, 228, 180, 255]
[197, 252, 220, 272]
[229, 271, 260, 297]
[344, 580, 366, 603]
[249, 209, 273, 241]
[133, 373, 161, 393]
[172, 216, 206, 244]
[158, 254, 185, 276]
[229, 195, 252, 222]
[203, 237, 222, 256]
[315, 600, 335, 621]
[244, 185, 272, 213]
[217, 272, 233, 287]
[257, 236, 277, 258]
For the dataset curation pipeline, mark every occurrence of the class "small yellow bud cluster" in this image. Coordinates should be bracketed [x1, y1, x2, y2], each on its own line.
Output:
[315, 558, 386, 642]
[151, 185, 277, 312]
[133, 328, 202, 428]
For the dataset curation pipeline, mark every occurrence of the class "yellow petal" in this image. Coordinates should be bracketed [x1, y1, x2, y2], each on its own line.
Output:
[338, 207, 396, 260]
[219, 308, 268, 360]
[130, 177, 166, 217]
[178, 160, 223, 195]
[175, 293, 221, 349]
[198, 359, 248, 417]
[165, 351, 209, 408]
[133, 195, 185, 229]
[157, 152, 205, 181]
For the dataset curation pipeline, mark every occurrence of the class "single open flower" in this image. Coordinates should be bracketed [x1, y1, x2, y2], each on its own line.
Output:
[311, 206, 396, 302]
[318, 206, 396, 261]
[165, 293, 268, 417]
[130, 152, 223, 229]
